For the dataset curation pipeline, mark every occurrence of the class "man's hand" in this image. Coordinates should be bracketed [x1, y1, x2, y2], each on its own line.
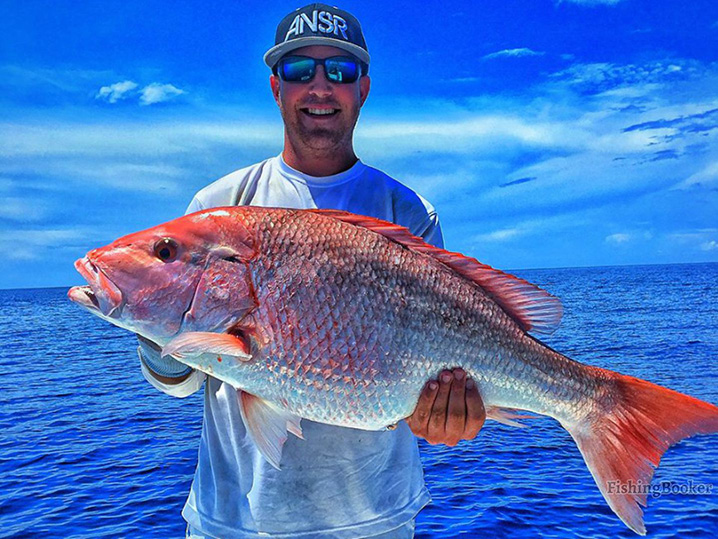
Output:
[406, 368, 485, 446]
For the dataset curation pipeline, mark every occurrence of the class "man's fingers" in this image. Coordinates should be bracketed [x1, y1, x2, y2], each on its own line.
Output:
[444, 368, 467, 446]
[407, 380, 438, 435]
[427, 370, 452, 443]
[463, 377, 486, 440]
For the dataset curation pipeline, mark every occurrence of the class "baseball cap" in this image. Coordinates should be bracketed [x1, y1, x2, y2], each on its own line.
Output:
[263, 3, 370, 69]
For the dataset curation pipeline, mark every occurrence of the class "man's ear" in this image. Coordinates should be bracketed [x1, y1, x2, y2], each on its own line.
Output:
[359, 75, 371, 107]
[270, 74, 281, 106]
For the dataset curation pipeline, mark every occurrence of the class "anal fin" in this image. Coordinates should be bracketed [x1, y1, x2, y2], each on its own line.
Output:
[237, 390, 303, 469]
[486, 406, 536, 428]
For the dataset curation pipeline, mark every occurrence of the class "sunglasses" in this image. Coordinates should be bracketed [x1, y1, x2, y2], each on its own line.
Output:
[275, 56, 366, 84]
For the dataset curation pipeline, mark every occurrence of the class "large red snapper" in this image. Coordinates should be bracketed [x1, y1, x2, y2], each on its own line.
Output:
[69, 206, 718, 535]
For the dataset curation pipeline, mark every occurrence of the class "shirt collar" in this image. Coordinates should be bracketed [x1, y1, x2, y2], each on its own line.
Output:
[276, 154, 365, 186]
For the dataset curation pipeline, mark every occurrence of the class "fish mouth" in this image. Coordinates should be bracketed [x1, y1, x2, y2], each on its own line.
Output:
[68, 256, 124, 318]
[68, 284, 101, 311]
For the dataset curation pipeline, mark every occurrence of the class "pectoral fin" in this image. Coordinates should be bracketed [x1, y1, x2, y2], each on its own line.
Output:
[237, 391, 303, 470]
[162, 331, 252, 361]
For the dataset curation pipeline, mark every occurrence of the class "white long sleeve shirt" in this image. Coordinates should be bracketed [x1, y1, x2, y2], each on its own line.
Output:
[141, 155, 443, 538]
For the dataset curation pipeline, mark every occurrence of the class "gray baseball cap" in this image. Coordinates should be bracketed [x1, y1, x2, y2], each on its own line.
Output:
[264, 3, 370, 69]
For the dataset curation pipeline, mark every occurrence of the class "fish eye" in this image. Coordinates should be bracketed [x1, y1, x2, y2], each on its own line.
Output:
[154, 238, 178, 262]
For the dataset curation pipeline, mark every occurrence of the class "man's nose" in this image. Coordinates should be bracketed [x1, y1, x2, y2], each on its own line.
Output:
[308, 65, 332, 97]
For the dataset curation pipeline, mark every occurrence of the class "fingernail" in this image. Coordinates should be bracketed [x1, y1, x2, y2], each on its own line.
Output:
[466, 378, 475, 389]
[428, 381, 438, 391]
[454, 370, 464, 381]
[441, 372, 452, 384]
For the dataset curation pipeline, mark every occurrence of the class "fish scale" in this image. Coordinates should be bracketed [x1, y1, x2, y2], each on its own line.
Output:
[69, 206, 718, 534]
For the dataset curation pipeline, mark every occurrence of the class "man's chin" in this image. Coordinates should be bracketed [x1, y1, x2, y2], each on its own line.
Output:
[298, 129, 344, 150]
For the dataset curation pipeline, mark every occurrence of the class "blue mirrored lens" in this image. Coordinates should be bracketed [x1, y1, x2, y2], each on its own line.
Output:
[281, 57, 315, 82]
[324, 58, 359, 83]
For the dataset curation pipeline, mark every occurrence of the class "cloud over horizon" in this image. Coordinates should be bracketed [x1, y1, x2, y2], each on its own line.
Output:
[482, 48, 545, 61]
[140, 83, 185, 105]
[95, 80, 185, 106]
[95, 80, 138, 103]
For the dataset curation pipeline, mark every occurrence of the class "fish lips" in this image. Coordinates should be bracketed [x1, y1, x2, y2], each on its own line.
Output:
[68, 256, 124, 318]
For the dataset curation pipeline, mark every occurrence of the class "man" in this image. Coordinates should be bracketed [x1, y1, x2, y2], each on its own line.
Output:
[138, 4, 486, 538]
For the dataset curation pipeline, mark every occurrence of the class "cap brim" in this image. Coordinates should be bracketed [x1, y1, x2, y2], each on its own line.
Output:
[264, 37, 371, 68]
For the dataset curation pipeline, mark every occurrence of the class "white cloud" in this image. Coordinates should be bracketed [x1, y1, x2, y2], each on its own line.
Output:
[483, 48, 544, 61]
[605, 233, 631, 244]
[448, 77, 481, 83]
[358, 114, 586, 155]
[94, 80, 185, 106]
[668, 229, 718, 243]
[95, 80, 139, 103]
[673, 162, 718, 190]
[605, 231, 653, 245]
[474, 228, 523, 242]
[139, 83, 185, 105]
[661, 229, 718, 256]
[551, 60, 703, 93]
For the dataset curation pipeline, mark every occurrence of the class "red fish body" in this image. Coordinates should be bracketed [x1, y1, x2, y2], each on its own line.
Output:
[69, 207, 718, 535]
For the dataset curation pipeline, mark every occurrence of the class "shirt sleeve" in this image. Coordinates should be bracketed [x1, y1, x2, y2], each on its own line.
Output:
[185, 195, 205, 215]
[418, 211, 444, 249]
[139, 348, 206, 398]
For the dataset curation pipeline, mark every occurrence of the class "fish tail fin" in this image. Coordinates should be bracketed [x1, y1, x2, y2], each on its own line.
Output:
[564, 370, 718, 535]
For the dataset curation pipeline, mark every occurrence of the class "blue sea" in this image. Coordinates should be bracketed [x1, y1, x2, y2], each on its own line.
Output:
[1, 263, 717, 538]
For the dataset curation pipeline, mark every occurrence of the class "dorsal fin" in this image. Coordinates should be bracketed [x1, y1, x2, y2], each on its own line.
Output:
[309, 209, 563, 335]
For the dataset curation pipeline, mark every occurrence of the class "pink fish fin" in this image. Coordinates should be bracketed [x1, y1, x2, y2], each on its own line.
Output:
[162, 331, 252, 361]
[565, 370, 718, 536]
[308, 210, 562, 335]
[237, 390, 303, 470]
[286, 415, 304, 440]
[485, 406, 537, 428]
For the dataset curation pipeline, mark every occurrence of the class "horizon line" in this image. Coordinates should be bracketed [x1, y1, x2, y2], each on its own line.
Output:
[2, 260, 716, 292]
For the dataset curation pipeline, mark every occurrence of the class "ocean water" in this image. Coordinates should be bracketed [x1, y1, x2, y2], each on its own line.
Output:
[0, 263, 716, 538]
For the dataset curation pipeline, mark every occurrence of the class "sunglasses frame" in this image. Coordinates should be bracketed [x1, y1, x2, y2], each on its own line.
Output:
[274, 55, 368, 84]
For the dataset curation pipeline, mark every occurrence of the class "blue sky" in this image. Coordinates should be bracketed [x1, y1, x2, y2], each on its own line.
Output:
[1, 0, 718, 289]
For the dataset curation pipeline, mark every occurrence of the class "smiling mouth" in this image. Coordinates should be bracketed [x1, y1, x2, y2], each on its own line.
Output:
[301, 107, 339, 118]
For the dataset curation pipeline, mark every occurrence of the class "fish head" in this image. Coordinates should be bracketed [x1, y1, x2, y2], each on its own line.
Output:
[68, 208, 257, 344]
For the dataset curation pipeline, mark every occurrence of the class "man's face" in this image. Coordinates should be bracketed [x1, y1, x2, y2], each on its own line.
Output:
[270, 45, 371, 154]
